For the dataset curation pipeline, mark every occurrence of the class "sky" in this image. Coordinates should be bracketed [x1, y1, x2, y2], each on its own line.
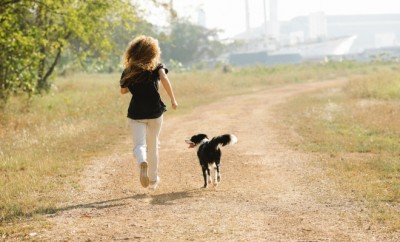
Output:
[144, 0, 400, 38]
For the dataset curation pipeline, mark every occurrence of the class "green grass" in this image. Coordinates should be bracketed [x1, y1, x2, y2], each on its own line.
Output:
[277, 63, 400, 230]
[0, 61, 386, 232]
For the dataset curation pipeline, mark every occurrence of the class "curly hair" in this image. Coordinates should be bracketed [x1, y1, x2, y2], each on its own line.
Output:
[121, 35, 161, 85]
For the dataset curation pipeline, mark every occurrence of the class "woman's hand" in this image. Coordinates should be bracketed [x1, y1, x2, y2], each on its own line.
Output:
[171, 99, 178, 110]
[120, 87, 129, 94]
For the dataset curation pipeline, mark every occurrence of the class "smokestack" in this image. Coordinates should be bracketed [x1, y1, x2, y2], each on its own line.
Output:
[269, 0, 279, 41]
[245, 0, 250, 33]
[263, 0, 267, 36]
[269, 0, 277, 23]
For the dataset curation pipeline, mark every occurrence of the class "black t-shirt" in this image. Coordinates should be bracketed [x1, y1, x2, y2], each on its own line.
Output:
[120, 64, 168, 120]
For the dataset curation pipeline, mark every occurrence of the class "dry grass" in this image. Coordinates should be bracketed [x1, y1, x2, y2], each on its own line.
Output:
[276, 64, 400, 230]
[0, 73, 128, 224]
[0, 61, 381, 233]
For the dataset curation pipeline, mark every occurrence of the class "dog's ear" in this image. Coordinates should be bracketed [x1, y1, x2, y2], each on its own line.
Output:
[185, 139, 196, 148]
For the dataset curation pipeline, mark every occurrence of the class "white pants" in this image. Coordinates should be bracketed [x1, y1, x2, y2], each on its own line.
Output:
[130, 116, 163, 182]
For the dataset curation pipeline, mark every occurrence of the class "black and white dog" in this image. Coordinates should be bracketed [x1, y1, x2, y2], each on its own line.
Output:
[185, 134, 238, 188]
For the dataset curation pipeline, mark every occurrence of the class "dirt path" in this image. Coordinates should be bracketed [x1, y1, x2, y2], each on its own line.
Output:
[27, 80, 396, 241]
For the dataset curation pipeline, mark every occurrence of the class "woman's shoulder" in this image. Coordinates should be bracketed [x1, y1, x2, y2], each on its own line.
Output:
[154, 63, 168, 74]
[121, 68, 128, 78]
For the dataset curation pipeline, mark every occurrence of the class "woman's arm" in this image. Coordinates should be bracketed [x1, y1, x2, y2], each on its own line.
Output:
[159, 68, 178, 110]
[120, 69, 129, 94]
[120, 87, 129, 94]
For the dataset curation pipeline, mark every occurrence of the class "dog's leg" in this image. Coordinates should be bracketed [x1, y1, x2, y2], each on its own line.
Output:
[207, 166, 212, 185]
[213, 166, 218, 186]
[217, 165, 221, 182]
[202, 166, 208, 188]
[214, 164, 221, 186]
[215, 154, 221, 186]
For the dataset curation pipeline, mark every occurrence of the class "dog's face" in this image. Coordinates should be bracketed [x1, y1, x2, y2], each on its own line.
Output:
[185, 134, 208, 148]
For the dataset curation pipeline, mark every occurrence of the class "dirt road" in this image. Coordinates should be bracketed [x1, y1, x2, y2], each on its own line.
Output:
[28, 80, 397, 241]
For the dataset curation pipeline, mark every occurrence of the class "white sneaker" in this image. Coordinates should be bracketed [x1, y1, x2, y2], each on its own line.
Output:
[139, 162, 149, 188]
[149, 176, 160, 190]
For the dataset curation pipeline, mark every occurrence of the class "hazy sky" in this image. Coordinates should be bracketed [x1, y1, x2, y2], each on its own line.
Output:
[145, 0, 399, 38]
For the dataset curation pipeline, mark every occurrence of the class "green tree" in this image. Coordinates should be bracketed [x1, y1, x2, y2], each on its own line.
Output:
[0, 0, 138, 104]
[160, 19, 225, 66]
[0, 1, 38, 102]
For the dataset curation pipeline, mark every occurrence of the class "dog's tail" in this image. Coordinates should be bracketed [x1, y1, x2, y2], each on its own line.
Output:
[210, 134, 238, 148]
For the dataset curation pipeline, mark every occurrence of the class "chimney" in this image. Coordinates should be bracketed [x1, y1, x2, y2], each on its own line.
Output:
[245, 0, 250, 33]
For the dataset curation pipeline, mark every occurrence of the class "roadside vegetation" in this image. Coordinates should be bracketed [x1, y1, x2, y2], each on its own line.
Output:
[0, 61, 394, 235]
[277, 63, 400, 230]
[4, 0, 399, 238]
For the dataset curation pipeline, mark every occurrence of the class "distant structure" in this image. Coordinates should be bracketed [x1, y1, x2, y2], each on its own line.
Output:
[197, 7, 206, 28]
[308, 12, 327, 40]
[245, 0, 250, 33]
[268, 0, 279, 41]
[241, 0, 280, 51]
[229, 1, 400, 66]
[283, 14, 400, 55]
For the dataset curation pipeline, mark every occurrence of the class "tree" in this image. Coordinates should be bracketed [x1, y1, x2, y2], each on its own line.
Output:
[0, 1, 38, 102]
[0, 0, 138, 105]
[159, 19, 225, 66]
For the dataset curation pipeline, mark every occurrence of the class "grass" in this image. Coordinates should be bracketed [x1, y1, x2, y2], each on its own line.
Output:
[277, 63, 400, 230]
[0, 61, 386, 235]
[0, 73, 128, 224]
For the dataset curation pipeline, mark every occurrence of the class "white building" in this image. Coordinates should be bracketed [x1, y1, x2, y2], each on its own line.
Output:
[308, 12, 327, 40]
